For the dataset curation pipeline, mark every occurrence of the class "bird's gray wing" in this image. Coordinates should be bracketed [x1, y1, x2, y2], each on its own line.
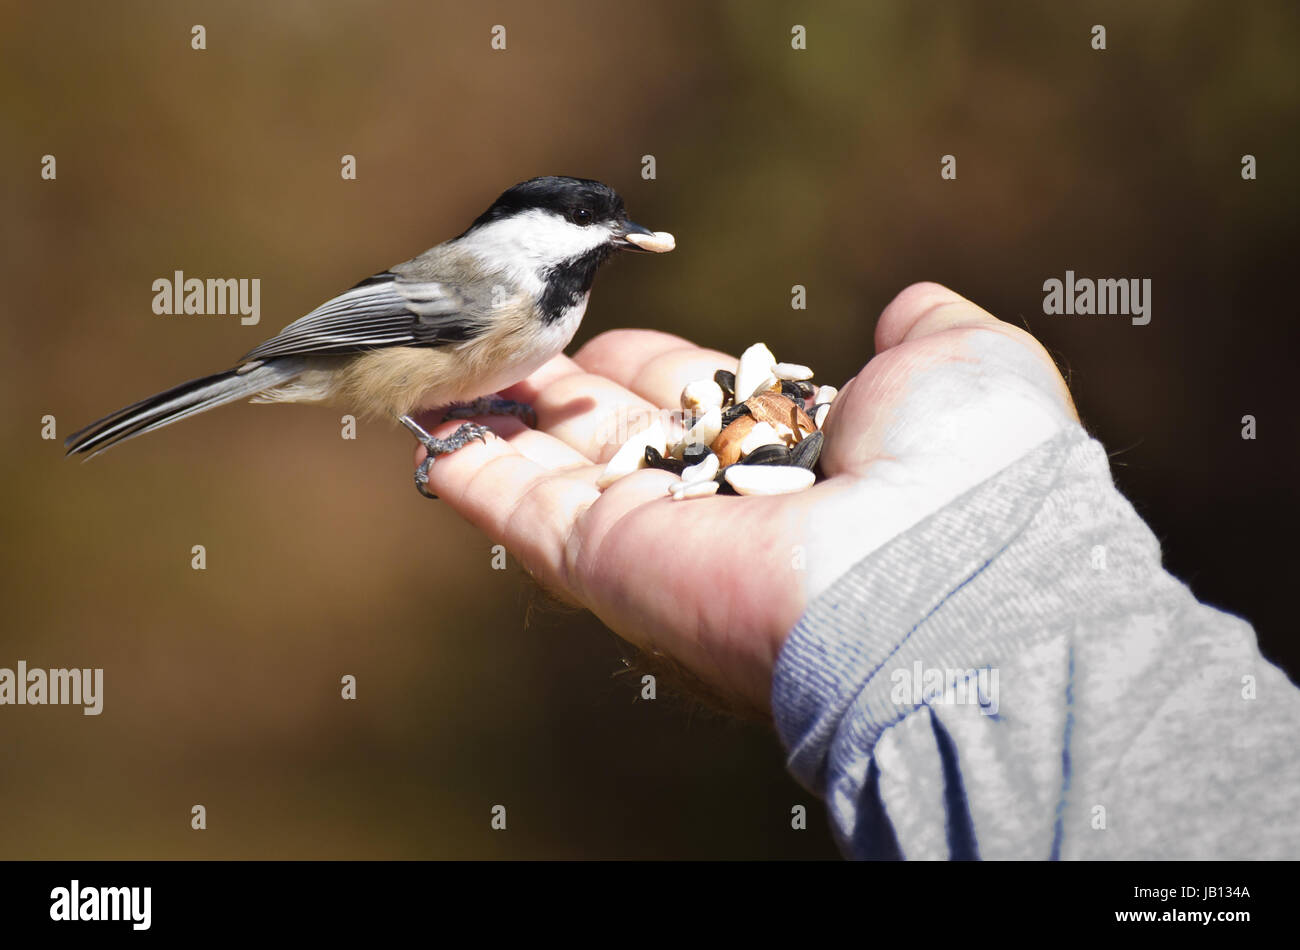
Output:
[238, 270, 492, 364]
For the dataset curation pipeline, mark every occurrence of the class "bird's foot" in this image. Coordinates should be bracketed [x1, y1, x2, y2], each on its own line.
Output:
[398, 415, 494, 500]
[442, 396, 538, 429]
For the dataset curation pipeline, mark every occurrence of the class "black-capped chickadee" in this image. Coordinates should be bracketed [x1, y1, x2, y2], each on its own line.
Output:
[65, 176, 674, 496]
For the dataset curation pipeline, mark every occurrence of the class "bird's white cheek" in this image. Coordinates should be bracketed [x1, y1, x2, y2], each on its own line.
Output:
[462, 210, 611, 271]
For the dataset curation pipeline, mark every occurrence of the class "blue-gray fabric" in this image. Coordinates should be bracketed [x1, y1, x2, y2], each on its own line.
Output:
[773, 423, 1299, 859]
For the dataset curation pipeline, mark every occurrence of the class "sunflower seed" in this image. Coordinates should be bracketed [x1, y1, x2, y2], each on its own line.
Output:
[681, 451, 719, 483]
[645, 446, 685, 475]
[723, 464, 816, 495]
[720, 402, 752, 427]
[624, 230, 676, 253]
[681, 379, 724, 413]
[814, 403, 831, 429]
[671, 479, 720, 501]
[739, 421, 782, 456]
[685, 405, 722, 447]
[597, 419, 667, 489]
[780, 380, 807, 402]
[713, 369, 736, 402]
[736, 443, 792, 466]
[735, 342, 778, 402]
[682, 442, 711, 466]
[789, 430, 823, 469]
[814, 385, 838, 405]
[774, 362, 814, 381]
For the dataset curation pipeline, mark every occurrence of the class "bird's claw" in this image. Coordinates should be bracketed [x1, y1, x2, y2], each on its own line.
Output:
[405, 420, 495, 500]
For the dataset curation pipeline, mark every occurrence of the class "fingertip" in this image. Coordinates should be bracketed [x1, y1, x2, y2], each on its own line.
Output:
[874, 282, 996, 352]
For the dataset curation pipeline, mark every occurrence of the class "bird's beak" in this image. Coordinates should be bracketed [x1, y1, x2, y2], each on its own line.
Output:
[611, 220, 675, 253]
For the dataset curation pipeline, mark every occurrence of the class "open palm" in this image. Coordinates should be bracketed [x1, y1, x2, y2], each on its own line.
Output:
[415, 283, 1079, 716]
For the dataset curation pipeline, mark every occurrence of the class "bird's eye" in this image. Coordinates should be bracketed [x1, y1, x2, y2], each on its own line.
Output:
[570, 208, 593, 226]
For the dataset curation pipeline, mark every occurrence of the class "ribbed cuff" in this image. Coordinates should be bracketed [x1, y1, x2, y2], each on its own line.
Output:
[772, 423, 1175, 794]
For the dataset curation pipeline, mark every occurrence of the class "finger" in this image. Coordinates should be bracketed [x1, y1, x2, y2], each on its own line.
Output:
[874, 282, 1005, 352]
[423, 410, 592, 472]
[872, 281, 1078, 418]
[414, 418, 601, 582]
[575, 330, 737, 409]
[500, 354, 664, 463]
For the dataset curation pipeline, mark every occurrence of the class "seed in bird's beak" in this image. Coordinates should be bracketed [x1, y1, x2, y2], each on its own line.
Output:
[623, 230, 676, 253]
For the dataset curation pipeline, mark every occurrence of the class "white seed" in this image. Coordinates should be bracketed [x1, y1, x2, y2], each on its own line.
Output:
[685, 405, 723, 447]
[724, 464, 816, 496]
[625, 230, 676, 253]
[680, 379, 724, 413]
[774, 362, 814, 381]
[739, 421, 782, 456]
[814, 404, 830, 429]
[671, 479, 720, 501]
[680, 451, 719, 484]
[734, 342, 778, 402]
[814, 385, 838, 405]
[597, 419, 666, 489]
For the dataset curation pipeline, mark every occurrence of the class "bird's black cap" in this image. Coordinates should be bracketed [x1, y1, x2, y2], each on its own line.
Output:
[465, 176, 628, 232]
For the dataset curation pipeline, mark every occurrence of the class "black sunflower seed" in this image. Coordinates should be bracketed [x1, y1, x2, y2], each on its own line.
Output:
[721, 402, 752, 427]
[737, 443, 792, 466]
[789, 431, 824, 470]
[714, 470, 739, 495]
[682, 442, 710, 466]
[713, 370, 736, 401]
[780, 380, 807, 402]
[644, 446, 685, 475]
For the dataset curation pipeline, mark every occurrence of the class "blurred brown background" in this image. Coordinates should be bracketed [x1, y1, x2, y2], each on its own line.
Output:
[1, 0, 1296, 858]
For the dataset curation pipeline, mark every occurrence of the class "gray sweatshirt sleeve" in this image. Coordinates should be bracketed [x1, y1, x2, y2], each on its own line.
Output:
[772, 423, 1300, 860]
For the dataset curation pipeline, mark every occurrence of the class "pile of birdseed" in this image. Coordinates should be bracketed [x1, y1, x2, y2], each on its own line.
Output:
[597, 342, 838, 498]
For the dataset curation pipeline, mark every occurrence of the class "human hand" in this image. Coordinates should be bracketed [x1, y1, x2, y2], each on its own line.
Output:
[414, 283, 1079, 718]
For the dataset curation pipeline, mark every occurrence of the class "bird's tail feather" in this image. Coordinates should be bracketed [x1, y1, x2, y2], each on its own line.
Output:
[65, 359, 305, 459]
